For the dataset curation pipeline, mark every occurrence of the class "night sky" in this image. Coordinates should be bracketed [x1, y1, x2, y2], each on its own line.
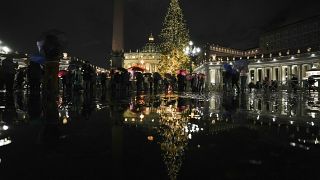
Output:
[1, 0, 320, 67]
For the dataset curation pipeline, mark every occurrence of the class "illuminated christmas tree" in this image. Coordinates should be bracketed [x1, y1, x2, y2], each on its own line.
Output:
[159, 0, 190, 75]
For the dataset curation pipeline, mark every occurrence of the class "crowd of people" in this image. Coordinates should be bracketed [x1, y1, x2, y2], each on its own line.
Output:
[1, 57, 319, 98]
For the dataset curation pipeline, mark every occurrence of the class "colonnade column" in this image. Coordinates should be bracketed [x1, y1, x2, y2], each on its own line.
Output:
[254, 68, 258, 83]
[298, 64, 303, 86]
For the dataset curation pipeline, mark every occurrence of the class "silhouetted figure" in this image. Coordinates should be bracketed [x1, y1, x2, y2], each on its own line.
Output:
[148, 75, 154, 93]
[16, 70, 25, 91]
[28, 61, 42, 96]
[198, 75, 205, 93]
[291, 75, 298, 92]
[2, 57, 17, 95]
[82, 61, 94, 96]
[256, 81, 262, 91]
[308, 76, 316, 92]
[135, 72, 143, 92]
[262, 77, 269, 92]
[0, 63, 4, 90]
[240, 70, 247, 93]
[100, 72, 107, 92]
[153, 73, 161, 93]
[177, 74, 185, 92]
[231, 69, 240, 93]
[163, 78, 169, 92]
[248, 81, 255, 93]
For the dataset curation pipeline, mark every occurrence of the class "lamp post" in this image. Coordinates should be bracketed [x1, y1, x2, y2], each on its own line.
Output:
[184, 41, 201, 73]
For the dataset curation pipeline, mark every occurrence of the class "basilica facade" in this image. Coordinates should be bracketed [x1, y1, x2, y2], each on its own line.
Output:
[123, 34, 161, 73]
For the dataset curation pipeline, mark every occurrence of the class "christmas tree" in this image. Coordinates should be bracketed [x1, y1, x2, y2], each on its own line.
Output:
[158, 0, 190, 75]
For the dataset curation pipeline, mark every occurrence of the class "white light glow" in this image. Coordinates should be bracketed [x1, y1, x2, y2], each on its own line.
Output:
[2, 125, 9, 131]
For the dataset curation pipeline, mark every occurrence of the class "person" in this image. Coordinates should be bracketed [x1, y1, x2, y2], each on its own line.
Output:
[100, 72, 107, 92]
[163, 78, 169, 92]
[148, 75, 153, 92]
[82, 61, 93, 95]
[28, 61, 42, 96]
[307, 76, 316, 92]
[198, 75, 205, 93]
[0, 63, 4, 90]
[177, 74, 185, 92]
[2, 57, 17, 95]
[256, 81, 262, 91]
[240, 69, 247, 93]
[248, 81, 255, 93]
[291, 75, 298, 92]
[270, 80, 278, 91]
[135, 72, 143, 92]
[231, 69, 240, 93]
[16, 70, 25, 91]
[262, 77, 269, 92]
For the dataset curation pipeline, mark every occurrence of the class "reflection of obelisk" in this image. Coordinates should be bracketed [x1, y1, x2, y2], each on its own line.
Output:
[111, 0, 124, 68]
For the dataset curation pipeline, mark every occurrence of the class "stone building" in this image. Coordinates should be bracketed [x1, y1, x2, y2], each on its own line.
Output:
[124, 34, 161, 73]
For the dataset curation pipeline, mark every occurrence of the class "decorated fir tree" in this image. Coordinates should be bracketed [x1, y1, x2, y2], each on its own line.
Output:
[158, 0, 190, 75]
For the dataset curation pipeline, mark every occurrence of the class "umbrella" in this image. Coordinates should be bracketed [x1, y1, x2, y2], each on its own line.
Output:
[30, 54, 46, 64]
[117, 67, 128, 73]
[153, 72, 162, 80]
[58, 70, 68, 78]
[223, 63, 233, 73]
[234, 59, 249, 71]
[177, 69, 187, 76]
[129, 66, 145, 72]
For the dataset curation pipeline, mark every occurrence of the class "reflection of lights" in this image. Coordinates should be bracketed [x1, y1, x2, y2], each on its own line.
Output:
[139, 114, 145, 119]
[125, 118, 128, 122]
[311, 112, 316, 119]
[257, 115, 260, 120]
[290, 142, 296, 147]
[290, 121, 294, 125]
[147, 136, 154, 141]
[63, 117, 68, 124]
[0, 138, 12, 147]
[152, 119, 154, 122]
[2, 125, 9, 131]
[132, 118, 135, 122]
[188, 134, 192, 139]
[272, 117, 276, 122]
[315, 138, 319, 145]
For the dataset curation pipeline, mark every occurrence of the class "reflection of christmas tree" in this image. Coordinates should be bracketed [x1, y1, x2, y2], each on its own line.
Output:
[158, 0, 190, 75]
[158, 97, 189, 180]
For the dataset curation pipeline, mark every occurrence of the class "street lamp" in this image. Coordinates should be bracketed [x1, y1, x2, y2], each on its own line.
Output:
[184, 41, 201, 73]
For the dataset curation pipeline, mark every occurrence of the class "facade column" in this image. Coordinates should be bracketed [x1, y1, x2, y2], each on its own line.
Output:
[205, 64, 210, 91]
[280, 65, 284, 85]
[255, 68, 258, 83]
[272, 67, 276, 81]
[298, 64, 303, 86]
[288, 65, 292, 81]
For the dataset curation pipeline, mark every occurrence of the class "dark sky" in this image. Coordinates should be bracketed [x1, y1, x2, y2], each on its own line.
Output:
[1, 0, 320, 67]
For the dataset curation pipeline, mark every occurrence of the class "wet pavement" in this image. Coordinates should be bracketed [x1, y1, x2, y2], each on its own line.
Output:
[0, 91, 320, 179]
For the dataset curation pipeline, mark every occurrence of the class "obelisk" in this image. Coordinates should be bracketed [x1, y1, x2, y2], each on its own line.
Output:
[111, 0, 124, 68]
